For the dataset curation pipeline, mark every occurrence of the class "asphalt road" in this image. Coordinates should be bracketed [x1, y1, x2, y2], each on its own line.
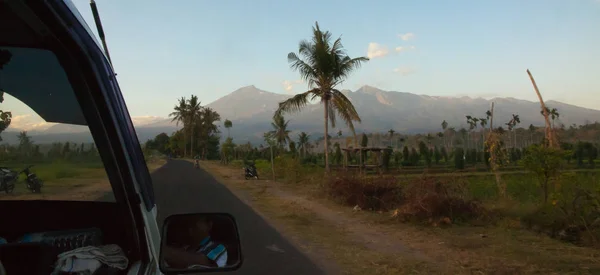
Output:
[150, 159, 324, 275]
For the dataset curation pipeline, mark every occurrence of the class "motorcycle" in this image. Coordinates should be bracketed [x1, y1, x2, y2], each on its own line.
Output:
[21, 165, 42, 193]
[0, 167, 18, 194]
[244, 163, 259, 180]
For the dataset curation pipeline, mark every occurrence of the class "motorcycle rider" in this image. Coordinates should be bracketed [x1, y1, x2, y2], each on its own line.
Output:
[194, 154, 200, 168]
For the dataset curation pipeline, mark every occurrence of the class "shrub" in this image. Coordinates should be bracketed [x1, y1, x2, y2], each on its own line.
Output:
[454, 148, 465, 170]
[393, 176, 489, 225]
[522, 172, 600, 246]
[326, 174, 402, 211]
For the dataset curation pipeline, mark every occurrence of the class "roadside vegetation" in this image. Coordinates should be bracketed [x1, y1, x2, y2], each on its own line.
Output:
[0, 130, 166, 199]
[193, 22, 600, 274]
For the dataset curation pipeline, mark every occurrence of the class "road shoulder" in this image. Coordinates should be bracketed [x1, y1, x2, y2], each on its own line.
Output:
[199, 160, 441, 275]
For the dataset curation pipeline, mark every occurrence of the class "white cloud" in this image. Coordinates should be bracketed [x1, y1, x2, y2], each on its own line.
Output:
[131, 116, 165, 126]
[393, 67, 416, 76]
[282, 80, 303, 92]
[367, 43, 389, 59]
[398, 32, 415, 41]
[8, 114, 56, 131]
[395, 45, 416, 52]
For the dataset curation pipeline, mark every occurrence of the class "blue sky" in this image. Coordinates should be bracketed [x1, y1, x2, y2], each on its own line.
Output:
[4, 0, 600, 129]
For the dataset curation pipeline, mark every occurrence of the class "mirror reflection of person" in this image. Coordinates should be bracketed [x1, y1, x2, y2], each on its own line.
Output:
[163, 216, 228, 269]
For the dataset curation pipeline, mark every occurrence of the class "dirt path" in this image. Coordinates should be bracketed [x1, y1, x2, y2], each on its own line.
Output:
[201, 161, 600, 275]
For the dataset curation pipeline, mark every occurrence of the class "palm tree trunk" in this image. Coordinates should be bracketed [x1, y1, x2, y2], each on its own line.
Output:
[190, 127, 194, 157]
[324, 99, 330, 171]
[183, 130, 187, 158]
[270, 145, 275, 180]
[482, 128, 486, 151]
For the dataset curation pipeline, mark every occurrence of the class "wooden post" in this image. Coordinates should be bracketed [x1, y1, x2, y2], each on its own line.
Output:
[359, 148, 363, 175]
[376, 149, 382, 175]
[343, 150, 348, 171]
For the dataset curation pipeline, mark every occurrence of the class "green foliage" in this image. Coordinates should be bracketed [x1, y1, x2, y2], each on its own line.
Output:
[333, 143, 342, 165]
[361, 133, 368, 147]
[409, 147, 420, 166]
[221, 137, 236, 164]
[440, 147, 448, 163]
[402, 146, 410, 163]
[145, 133, 170, 155]
[521, 145, 570, 202]
[454, 148, 465, 170]
[288, 141, 297, 157]
[433, 146, 441, 164]
[381, 148, 392, 171]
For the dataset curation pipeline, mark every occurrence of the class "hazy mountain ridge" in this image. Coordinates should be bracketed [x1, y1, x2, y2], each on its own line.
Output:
[2, 85, 599, 145]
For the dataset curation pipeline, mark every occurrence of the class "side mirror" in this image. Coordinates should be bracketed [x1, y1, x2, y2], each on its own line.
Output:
[159, 213, 243, 273]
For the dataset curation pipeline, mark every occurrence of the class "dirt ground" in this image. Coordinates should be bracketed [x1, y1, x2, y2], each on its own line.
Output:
[200, 160, 600, 275]
[1, 159, 166, 201]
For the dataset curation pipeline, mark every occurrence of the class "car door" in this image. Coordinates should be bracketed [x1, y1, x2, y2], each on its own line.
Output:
[3, 0, 162, 273]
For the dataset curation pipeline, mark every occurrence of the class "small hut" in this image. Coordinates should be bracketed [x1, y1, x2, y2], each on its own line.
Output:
[341, 147, 393, 174]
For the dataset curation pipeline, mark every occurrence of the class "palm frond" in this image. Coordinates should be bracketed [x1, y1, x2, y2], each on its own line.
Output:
[274, 89, 317, 118]
[330, 89, 361, 134]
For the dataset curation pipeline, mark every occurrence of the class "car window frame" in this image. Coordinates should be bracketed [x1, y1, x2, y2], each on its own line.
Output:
[10, 0, 156, 272]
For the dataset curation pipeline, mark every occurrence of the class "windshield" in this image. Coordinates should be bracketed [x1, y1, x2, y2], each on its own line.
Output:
[0, 1, 113, 202]
[0, 46, 112, 201]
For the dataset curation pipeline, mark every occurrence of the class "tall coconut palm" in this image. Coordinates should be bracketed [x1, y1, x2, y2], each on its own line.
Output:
[187, 95, 202, 156]
[274, 22, 369, 171]
[269, 114, 291, 149]
[441, 120, 448, 149]
[528, 124, 536, 145]
[479, 117, 488, 151]
[388, 129, 395, 148]
[197, 107, 221, 159]
[297, 132, 310, 158]
[224, 119, 233, 138]
[169, 97, 189, 157]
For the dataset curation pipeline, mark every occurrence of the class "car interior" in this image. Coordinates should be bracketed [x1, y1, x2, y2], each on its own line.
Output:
[0, 2, 143, 275]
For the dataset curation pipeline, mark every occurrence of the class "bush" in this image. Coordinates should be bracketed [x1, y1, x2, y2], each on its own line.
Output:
[454, 148, 465, 170]
[521, 172, 600, 246]
[393, 176, 489, 225]
[326, 174, 402, 211]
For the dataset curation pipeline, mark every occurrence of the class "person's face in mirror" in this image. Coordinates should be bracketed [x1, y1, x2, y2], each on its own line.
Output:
[187, 217, 212, 243]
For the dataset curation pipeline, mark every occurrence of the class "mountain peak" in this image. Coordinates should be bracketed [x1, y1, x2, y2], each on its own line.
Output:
[356, 85, 386, 94]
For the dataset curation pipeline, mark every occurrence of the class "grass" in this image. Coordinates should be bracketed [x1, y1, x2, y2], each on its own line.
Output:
[1, 156, 167, 200]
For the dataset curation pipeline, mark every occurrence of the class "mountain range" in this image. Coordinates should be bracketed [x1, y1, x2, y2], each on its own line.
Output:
[3, 85, 599, 145]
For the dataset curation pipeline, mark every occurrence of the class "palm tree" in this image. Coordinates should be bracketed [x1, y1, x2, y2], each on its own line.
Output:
[274, 22, 369, 171]
[441, 120, 448, 149]
[528, 124, 536, 145]
[511, 114, 520, 148]
[169, 97, 189, 157]
[198, 107, 221, 159]
[388, 129, 395, 148]
[297, 132, 310, 158]
[269, 114, 291, 149]
[224, 119, 233, 138]
[187, 95, 202, 156]
[541, 107, 559, 129]
[505, 114, 520, 148]
[479, 117, 488, 151]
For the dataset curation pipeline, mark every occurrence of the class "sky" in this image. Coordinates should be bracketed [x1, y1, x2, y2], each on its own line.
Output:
[3, 0, 600, 130]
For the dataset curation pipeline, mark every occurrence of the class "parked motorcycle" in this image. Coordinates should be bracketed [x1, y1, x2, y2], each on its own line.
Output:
[0, 167, 18, 194]
[21, 165, 42, 193]
[244, 163, 259, 180]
